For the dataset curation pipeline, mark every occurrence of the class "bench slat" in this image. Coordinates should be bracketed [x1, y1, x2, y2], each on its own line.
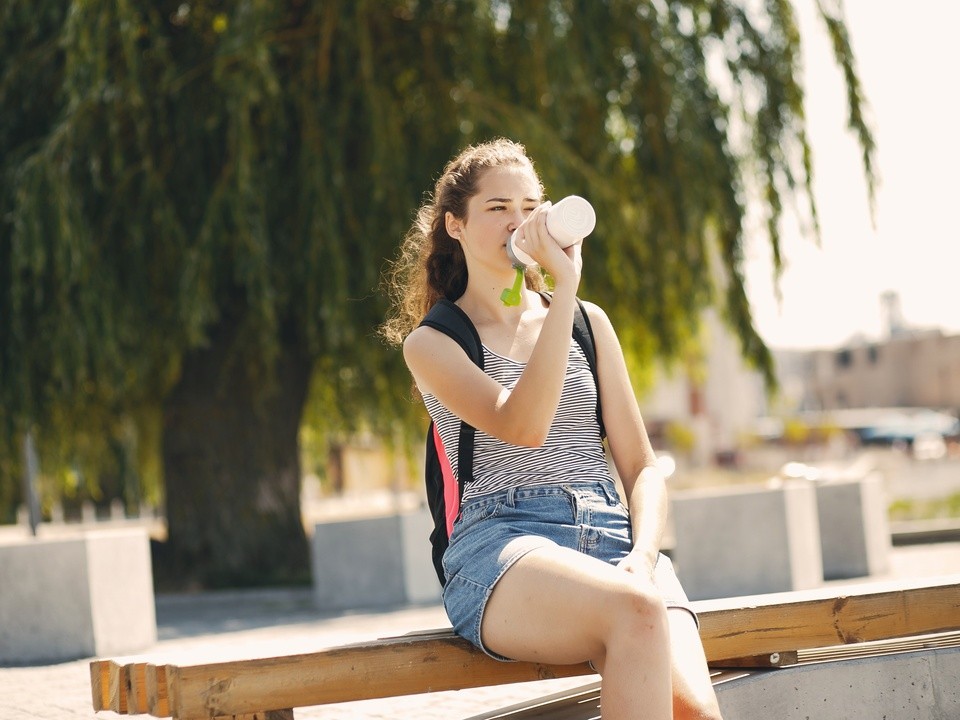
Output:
[698, 577, 960, 660]
[108, 661, 129, 714]
[125, 663, 148, 714]
[173, 633, 590, 718]
[145, 664, 170, 717]
[89, 660, 111, 712]
[708, 650, 798, 668]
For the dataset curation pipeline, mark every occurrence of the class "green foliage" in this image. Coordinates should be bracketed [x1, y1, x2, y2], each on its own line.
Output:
[782, 417, 811, 445]
[1, 1, 875, 516]
[889, 493, 960, 522]
[665, 420, 697, 455]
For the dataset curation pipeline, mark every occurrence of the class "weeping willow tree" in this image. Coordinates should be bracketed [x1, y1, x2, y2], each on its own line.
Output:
[0, 0, 875, 587]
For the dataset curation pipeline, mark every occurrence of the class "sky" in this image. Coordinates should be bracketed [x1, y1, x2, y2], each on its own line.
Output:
[744, 0, 960, 350]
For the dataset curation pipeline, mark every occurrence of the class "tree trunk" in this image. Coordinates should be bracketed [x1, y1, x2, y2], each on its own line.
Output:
[160, 310, 312, 589]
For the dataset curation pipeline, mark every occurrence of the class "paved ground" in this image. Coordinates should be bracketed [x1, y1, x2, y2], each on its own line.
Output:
[2, 541, 959, 720]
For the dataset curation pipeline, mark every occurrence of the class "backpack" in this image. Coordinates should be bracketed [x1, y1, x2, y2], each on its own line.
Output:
[418, 293, 604, 586]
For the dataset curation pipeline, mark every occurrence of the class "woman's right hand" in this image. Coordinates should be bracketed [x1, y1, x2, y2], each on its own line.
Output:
[513, 201, 582, 291]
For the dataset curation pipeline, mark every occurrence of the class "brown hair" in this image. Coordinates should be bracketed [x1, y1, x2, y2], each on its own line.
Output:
[380, 138, 546, 345]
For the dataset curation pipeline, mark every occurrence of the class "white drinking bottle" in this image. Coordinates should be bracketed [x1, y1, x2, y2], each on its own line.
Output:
[506, 195, 597, 267]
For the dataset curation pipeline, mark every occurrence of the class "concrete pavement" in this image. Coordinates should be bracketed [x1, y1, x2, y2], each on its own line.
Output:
[2, 541, 959, 720]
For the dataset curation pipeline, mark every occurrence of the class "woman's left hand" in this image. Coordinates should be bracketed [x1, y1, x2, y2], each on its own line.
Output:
[617, 548, 657, 582]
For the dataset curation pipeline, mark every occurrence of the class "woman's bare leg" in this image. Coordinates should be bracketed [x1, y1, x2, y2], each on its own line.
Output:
[481, 543, 673, 720]
[667, 609, 723, 720]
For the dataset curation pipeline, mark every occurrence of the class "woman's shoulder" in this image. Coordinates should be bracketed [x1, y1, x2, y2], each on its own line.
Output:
[403, 320, 474, 364]
[577, 299, 623, 355]
[579, 298, 612, 328]
[402, 324, 458, 393]
[403, 323, 439, 356]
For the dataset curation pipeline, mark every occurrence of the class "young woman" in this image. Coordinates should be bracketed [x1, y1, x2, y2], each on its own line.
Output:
[381, 138, 722, 720]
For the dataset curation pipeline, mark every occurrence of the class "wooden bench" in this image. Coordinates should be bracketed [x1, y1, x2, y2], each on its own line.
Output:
[90, 575, 960, 720]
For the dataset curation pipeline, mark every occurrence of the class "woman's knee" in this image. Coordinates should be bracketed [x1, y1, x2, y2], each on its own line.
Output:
[606, 578, 669, 638]
[585, 581, 669, 671]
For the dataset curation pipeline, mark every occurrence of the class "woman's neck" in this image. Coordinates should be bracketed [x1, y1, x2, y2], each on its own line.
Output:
[457, 279, 542, 327]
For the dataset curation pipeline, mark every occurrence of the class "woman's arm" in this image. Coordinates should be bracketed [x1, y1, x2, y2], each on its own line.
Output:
[405, 209, 583, 447]
[584, 301, 667, 578]
[404, 285, 578, 447]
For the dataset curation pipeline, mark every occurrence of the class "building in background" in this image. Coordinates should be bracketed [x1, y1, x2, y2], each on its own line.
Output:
[639, 308, 769, 467]
[639, 292, 960, 466]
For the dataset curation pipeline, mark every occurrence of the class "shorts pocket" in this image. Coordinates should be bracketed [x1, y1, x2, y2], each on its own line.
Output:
[453, 498, 502, 535]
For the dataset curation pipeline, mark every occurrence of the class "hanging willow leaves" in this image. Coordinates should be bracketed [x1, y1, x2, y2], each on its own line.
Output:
[0, 0, 875, 585]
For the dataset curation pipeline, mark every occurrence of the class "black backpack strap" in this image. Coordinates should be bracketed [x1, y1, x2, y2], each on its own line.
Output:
[420, 299, 484, 367]
[540, 291, 605, 439]
[419, 299, 483, 485]
[572, 297, 605, 439]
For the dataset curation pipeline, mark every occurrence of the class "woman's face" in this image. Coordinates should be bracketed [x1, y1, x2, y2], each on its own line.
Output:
[448, 164, 542, 273]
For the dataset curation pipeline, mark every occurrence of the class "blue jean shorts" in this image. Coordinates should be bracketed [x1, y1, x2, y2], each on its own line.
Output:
[441, 480, 697, 661]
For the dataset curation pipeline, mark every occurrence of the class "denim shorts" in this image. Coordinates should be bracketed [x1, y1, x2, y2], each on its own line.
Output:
[441, 480, 698, 661]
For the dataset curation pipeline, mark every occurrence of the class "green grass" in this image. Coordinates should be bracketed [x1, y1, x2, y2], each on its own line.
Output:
[888, 492, 960, 522]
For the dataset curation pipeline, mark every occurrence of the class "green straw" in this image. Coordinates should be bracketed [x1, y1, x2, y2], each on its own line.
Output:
[500, 266, 524, 306]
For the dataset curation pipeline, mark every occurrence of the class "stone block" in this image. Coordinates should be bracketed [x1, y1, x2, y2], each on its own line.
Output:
[816, 472, 891, 579]
[716, 645, 960, 719]
[0, 528, 156, 665]
[311, 507, 442, 612]
[670, 482, 822, 600]
[400, 508, 444, 605]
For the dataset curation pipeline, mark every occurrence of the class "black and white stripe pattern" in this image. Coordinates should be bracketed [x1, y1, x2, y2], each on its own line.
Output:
[422, 342, 611, 502]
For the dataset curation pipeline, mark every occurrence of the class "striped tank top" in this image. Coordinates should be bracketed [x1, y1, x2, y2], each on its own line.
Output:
[421, 341, 612, 502]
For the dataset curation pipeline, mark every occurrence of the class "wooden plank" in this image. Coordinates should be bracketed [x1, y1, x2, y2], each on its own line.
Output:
[696, 576, 960, 660]
[172, 632, 592, 718]
[108, 661, 129, 714]
[798, 629, 960, 664]
[168, 576, 960, 719]
[127, 662, 150, 714]
[166, 664, 181, 718]
[89, 660, 112, 712]
[145, 664, 171, 717]
[709, 650, 798, 668]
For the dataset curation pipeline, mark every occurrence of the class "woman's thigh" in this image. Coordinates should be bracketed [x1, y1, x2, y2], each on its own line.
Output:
[480, 542, 660, 665]
[443, 484, 699, 661]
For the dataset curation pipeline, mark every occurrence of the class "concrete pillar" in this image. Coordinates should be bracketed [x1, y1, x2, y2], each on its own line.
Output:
[716, 646, 960, 719]
[311, 507, 442, 612]
[0, 528, 156, 664]
[816, 472, 891, 579]
[80, 500, 97, 524]
[670, 482, 822, 600]
[110, 499, 127, 521]
[399, 508, 444, 605]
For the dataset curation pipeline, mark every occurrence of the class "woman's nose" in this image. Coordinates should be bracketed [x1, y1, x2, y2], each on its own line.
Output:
[507, 209, 525, 231]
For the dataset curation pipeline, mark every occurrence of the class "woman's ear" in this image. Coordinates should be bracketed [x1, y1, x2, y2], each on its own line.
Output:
[445, 211, 464, 241]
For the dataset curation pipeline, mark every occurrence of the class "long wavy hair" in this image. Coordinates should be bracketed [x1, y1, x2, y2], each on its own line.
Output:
[380, 138, 546, 346]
